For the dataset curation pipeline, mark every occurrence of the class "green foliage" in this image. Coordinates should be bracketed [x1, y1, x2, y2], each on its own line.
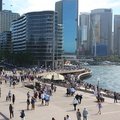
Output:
[94, 55, 120, 62]
[0, 50, 34, 66]
[13, 52, 34, 66]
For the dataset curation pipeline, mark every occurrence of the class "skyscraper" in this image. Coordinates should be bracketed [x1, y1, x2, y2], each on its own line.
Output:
[55, 1, 62, 24]
[0, 10, 20, 33]
[90, 9, 112, 56]
[0, 0, 2, 11]
[78, 12, 90, 58]
[114, 15, 120, 55]
[55, 0, 78, 54]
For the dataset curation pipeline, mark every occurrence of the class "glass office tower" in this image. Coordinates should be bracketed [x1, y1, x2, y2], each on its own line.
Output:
[0, 0, 2, 11]
[56, 0, 78, 54]
[90, 9, 112, 56]
[114, 15, 120, 55]
[11, 11, 63, 68]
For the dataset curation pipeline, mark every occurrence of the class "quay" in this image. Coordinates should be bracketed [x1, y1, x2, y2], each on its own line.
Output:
[56, 69, 86, 74]
[37, 68, 92, 79]
[0, 78, 120, 120]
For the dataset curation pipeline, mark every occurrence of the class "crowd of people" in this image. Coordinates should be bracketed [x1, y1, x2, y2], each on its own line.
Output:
[0, 66, 119, 120]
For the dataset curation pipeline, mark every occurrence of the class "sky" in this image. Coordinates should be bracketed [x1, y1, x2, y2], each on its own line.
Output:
[3, 0, 120, 15]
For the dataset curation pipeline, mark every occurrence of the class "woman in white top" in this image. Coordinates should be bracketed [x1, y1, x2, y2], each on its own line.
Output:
[73, 97, 78, 110]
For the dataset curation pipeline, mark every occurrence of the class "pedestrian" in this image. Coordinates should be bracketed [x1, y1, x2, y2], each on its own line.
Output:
[27, 98, 30, 110]
[64, 116, 66, 120]
[44, 93, 50, 106]
[12, 94, 15, 104]
[78, 95, 83, 104]
[9, 104, 14, 119]
[20, 110, 25, 120]
[8, 90, 12, 101]
[75, 94, 79, 101]
[27, 91, 30, 99]
[73, 97, 78, 110]
[76, 108, 81, 120]
[13, 80, 16, 88]
[0, 87, 1, 97]
[97, 101, 102, 114]
[114, 92, 118, 103]
[31, 97, 35, 110]
[66, 115, 71, 120]
[38, 91, 41, 100]
[34, 91, 38, 101]
[83, 108, 88, 120]
[41, 92, 45, 105]
[52, 117, 55, 120]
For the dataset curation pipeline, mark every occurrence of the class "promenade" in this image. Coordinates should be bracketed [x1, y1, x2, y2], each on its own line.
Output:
[0, 80, 120, 120]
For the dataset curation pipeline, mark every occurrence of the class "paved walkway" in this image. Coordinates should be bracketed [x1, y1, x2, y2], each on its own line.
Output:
[0, 80, 120, 120]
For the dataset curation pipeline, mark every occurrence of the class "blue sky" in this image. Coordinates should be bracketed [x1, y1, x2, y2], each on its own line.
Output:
[3, 0, 120, 15]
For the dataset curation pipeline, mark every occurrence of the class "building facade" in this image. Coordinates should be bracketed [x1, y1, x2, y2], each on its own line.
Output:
[55, 1, 63, 24]
[0, 0, 2, 11]
[78, 13, 90, 58]
[0, 10, 20, 33]
[0, 31, 11, 52]
[114, 15, 120, 55]
[90, 9, 112, 56]
[55, 0, 78, 54]
[11, 11, 63, 68]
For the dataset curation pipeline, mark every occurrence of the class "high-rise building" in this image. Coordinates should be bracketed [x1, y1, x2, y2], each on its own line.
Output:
[114, 15, 120, 55]
[90, 9, 112, 56]
[0, 31, 11, 52]
[0, 0, 2, 11]
[77, 12, 90, 58]
[0, 10, 20, 33]
[11, 11, 63, 68]
[55, 0, 78, 54]
[55, 1, 63, 24]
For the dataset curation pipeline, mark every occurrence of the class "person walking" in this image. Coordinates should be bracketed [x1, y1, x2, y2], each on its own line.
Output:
[73, 97, 78, 110]
[9, 104, 14, 119]
[0, 87, 1, 97]
[27, 98, 30, 110]
[41, 92, 45, 105]
[12, 94, 15, 104]
[20, 110, 25, 120]
[13, 80, 16, 89]
[31, 97, 35, 110]
[114, 92, 118, 103]
[64, 116, 66, 120]
[76, 108, 81, 120]
[27, 91, 30, 99]
[52, 117, 55, 120]
[8, 90, 12, 101]
[97, 101, 102, 114]
[44, 93, 50, 106]
[66, 115, 71, 120]
[83, 108, 88, 120]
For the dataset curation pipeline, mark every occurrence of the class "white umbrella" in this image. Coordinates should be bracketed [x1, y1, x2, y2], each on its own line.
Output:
[41, 72, 64, 81]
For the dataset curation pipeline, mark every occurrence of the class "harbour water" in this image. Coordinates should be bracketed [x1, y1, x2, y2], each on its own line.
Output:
[84, 65, 120, 92]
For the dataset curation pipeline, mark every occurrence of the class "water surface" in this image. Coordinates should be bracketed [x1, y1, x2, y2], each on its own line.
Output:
[84, 65, 120, 92]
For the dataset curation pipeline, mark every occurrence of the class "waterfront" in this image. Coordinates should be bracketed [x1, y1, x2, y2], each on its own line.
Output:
[84, 65, 120, 92]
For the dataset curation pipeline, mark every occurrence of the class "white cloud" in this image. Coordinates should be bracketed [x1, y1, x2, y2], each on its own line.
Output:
[11, 0, 59, 15]
[3, 0, 120, 15]
[79, 0, 120, 13]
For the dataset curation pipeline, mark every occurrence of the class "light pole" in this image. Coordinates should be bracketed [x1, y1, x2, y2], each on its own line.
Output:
[52, 12, 55, 71]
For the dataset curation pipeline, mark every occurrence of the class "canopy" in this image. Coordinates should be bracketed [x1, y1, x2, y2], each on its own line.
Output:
[41, 72, 64, 81]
